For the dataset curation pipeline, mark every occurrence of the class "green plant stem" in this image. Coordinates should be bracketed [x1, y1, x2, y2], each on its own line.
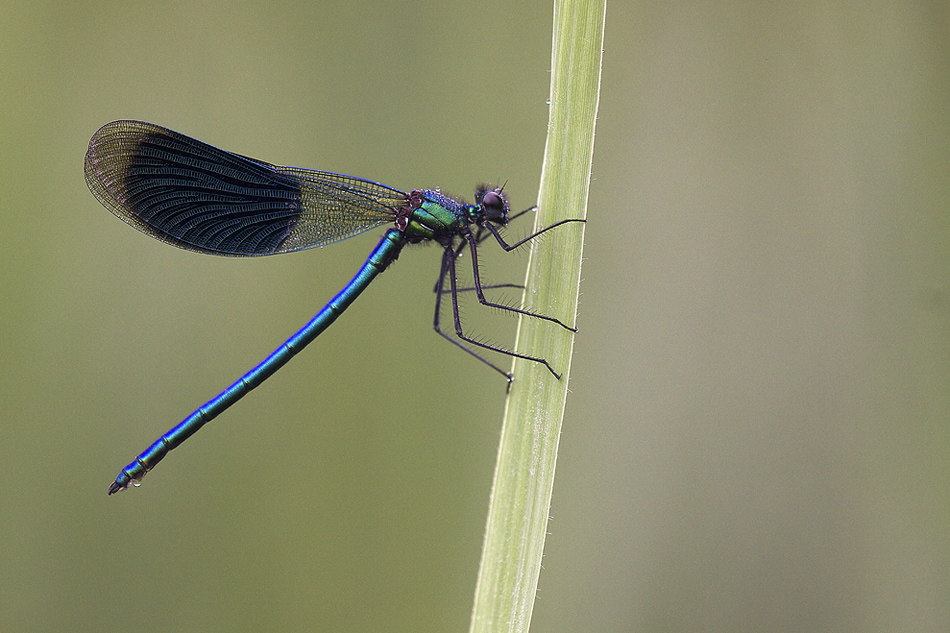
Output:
[468, 1, 605, 632]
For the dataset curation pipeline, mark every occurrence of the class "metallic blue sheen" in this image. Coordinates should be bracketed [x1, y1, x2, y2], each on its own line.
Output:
[107, 229, 403, 494]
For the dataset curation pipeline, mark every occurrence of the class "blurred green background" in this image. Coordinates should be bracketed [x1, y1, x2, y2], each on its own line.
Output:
[2, 1, 948, 631]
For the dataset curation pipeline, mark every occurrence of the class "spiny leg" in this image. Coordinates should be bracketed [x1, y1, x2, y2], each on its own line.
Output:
[431, 214, 583, 381]
[445, 245, 562, 380]
[483, 217, 585, 252]
[432, 246, 513, 381]
[452, 283, 523, 293]
[465, 229, 578, 332]
[471, 204, 536, 245]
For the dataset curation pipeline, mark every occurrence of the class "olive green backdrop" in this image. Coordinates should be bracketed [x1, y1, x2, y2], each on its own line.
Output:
[2, 2, 947, 632]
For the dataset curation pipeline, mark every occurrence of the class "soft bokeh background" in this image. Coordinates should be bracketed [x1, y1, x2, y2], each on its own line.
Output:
[2, 1, 948, 631]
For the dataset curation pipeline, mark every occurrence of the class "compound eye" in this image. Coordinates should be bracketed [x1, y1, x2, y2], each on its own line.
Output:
[481, 190, 507, 220]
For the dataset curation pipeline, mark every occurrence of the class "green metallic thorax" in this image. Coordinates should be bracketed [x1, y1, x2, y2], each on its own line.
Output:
[401, 189, 472, 242]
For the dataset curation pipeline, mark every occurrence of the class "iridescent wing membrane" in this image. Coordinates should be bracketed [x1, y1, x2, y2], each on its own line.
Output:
[84, 120, 406, 256]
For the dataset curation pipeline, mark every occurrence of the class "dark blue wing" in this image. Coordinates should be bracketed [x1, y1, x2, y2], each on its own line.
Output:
[84, 120, 406, 256]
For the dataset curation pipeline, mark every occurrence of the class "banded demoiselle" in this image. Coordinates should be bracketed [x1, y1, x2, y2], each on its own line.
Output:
[85, 120, 583, 495]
